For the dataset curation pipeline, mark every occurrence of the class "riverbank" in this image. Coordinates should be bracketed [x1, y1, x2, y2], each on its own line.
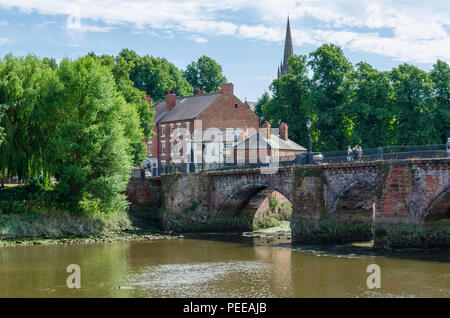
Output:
[0, 229, 183, 247]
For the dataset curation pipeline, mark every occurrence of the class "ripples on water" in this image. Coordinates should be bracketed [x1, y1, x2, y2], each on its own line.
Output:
[125, 261, 274, 297]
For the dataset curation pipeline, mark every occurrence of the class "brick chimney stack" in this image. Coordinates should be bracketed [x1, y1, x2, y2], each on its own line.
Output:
[166, 90, 177, 112]
[262, 121, 271, 140]
[280, 122, 288, 140]
[144, 95, 152, 106]
[221, 83, 233, 95]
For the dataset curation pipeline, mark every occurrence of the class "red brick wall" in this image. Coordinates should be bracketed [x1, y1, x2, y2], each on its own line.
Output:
[125, 180, 161, 209]
[198, 94, 260, 132]
[157, 119, 195, 164]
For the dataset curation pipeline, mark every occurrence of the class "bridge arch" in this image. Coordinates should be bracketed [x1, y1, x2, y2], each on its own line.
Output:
[331, 180, 377, 214]
[423, 187, 450, 223]
[328, 180, 377, 241]
[218, 182, 293, 231]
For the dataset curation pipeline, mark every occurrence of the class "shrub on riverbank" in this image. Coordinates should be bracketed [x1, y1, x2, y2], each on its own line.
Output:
[0, 212, 131, 239]
[253, 198, 292, 230]
[0, 185, 132, 239]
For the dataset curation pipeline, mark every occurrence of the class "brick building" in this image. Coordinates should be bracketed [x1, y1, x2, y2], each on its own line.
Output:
[234, 121, 306, 164]
[146, 83, 260, 169]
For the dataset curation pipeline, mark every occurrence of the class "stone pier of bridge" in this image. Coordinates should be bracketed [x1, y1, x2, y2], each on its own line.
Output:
[126, 158, 450, 248]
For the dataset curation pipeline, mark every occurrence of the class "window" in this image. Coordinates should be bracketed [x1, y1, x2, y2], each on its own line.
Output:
[149, 142, 152, 156]
[185, 122, 190, 135]
[170, 124, 174, 137]
[161, 125, 166, 137]
[161, 142, 166, 155]
[170, 141, 174, 154]
[176, 123, 181, 137]
[235, 104, 238, 108]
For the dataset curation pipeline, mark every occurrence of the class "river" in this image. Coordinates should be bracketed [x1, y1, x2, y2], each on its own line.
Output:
[0, 235, 449, 298]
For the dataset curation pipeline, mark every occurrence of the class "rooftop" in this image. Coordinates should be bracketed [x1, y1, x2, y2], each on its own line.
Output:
[235, 133, 306, 151]
[153, 92, 222, 123]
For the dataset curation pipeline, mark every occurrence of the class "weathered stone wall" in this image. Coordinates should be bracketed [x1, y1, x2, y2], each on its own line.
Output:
[125, 178, 161, 209]
[128, 158, 450, 248]
[373, 160, 450, 248]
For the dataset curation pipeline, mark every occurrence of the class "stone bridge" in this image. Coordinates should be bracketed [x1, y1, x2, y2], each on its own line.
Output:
[126, 158, 450, 248]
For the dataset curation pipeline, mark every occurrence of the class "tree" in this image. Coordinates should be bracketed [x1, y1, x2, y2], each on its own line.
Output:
[390, 64, 440, 145]
[88, 52, 155, 166]
[346, 62, 394, 148]
[118, 49, 193, 101]
[41, 56, 138, 214]
[263, 54, 312, 144]
[308, 44, 354, 151]
[430, 60, 450, 143]
[183, 55, 227, 93]
[254, 91, 270, 118]
[0, 54, 55, 182]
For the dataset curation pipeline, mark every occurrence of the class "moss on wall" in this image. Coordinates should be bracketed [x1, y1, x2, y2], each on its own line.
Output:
[292, 216, 372, 243]
[374, 223, 450, 249]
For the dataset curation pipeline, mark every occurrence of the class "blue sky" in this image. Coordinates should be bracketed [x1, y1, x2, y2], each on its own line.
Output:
[0, 0, 449, 101]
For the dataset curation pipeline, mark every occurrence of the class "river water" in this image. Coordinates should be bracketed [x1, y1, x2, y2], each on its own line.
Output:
[0, 235, 449, 298]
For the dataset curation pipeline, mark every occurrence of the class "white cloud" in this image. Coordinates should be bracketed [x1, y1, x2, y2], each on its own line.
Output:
[0, 37, 9, 45]
[0, 0, 448, 63]
[190, 35, 208, 43]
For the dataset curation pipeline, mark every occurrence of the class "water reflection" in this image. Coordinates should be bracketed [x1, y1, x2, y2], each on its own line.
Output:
[0, 238, 448, 298]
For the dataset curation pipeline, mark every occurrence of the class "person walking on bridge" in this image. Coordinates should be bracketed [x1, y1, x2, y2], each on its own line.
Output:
[357, 146, 363, 161]
[352, 146, 359, 162]
[347, 146, 352, 162]
[446, 138, 450, 157]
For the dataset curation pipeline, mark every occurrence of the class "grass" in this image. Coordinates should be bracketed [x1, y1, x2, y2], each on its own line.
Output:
[256, 221, 291, 234]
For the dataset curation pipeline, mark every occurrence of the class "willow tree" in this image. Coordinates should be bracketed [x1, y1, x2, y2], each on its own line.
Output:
[0, 55, 55, 184]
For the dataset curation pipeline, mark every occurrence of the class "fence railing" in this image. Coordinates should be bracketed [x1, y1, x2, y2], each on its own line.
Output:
[131, 144, 448, 178]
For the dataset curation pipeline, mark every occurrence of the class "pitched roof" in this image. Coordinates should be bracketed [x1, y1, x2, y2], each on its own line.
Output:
[235, 133, 306, 151]
[153, 92, 222, 123]
[245, 101, 257, 112]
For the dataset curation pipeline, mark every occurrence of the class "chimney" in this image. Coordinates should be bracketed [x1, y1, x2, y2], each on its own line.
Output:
[240, 127, 249, 141]
[280, 122, 288, 140]
[166, 90, 177, 112]
[144, 95, 152, 106]
[262, 121, 271, 140]
[221, 83, 233, 95]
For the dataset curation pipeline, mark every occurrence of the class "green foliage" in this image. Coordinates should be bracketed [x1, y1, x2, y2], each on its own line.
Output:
[266, 54, 312, 144]
[119, 49, 193, 101]
[0, 54, 55, 180]
[254, 91, 270, 118]
[390, 64, 440, 145]
[430, 60, 450, 143]
[262, 44, 449, 152]
[0, 52, 155, 218]
[183, 55, 227, 93]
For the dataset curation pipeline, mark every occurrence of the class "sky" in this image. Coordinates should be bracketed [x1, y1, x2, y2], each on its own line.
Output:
[0, 0, 449, 101]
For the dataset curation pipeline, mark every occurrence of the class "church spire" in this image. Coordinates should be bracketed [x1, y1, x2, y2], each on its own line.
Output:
[278, 16, 294, 78]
